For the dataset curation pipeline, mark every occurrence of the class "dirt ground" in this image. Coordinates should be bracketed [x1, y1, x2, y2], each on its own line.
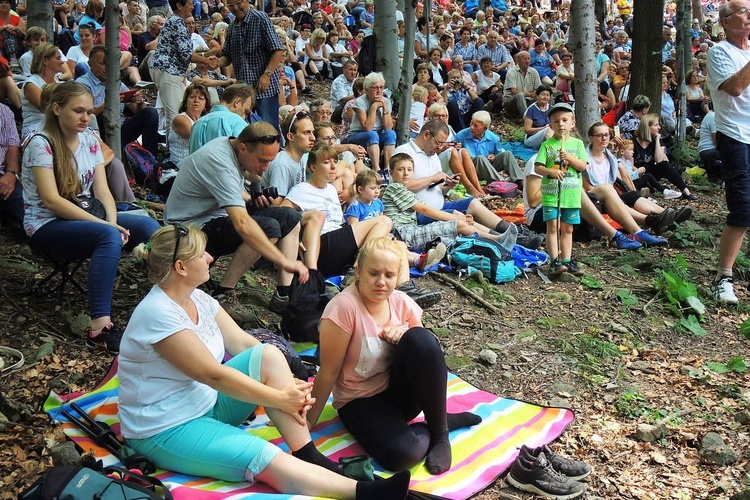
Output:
[1, 79, 749, 499]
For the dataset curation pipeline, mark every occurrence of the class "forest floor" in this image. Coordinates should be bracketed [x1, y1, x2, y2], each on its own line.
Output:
[0, 77, 749, 500]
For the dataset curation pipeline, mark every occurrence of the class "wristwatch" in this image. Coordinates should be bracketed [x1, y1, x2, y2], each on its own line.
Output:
[4, 171, 19, 182]
[264, 70, 273, 77]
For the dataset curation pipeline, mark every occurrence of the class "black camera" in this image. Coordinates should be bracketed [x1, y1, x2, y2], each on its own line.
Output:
[452, 79, 462, 87]
[247, 183, 278, 200]
[263, 186, 278, 199]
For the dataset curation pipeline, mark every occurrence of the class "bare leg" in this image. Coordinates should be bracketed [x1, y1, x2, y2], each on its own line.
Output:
[459, 148, 485, 196]
[560, 223, 574, 261]
[466, 198, 503, 229]
[300, 211, 324, 269]
[366, 143, 381, 171]
[276, 222, 302, 286]
[395, 241, 411, 283]
[350, 214, 392, 245]
[546, 220, 559, 259]
[449, 149, 482, 197]
[719, 226, 748, 270]
[589, 185, 641, 234]
[580, 190, 616, 238]
[382, 144, 395, 169]
[633, 196, 666, 215]
[220, 240, 265, 288]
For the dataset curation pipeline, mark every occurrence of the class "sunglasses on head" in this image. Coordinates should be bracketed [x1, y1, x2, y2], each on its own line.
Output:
[245, 134, 281, 145]
[288, 110, 310, 134]
[172, 224, 189, 265]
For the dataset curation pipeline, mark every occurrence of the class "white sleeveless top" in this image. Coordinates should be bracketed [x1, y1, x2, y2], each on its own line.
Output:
[168, 112, 195, 165]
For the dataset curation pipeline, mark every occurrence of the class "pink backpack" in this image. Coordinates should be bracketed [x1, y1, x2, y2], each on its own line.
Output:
[485, 181, 519, 198]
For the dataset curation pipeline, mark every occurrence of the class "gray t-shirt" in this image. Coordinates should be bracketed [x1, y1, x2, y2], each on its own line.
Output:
[262, 149, 307, 196]
[347, 95, 390, 134]
[165, 136, 245, 227]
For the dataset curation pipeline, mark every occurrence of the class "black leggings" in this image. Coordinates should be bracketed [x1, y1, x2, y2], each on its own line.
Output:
[633, 173, 668, 194]
[337, 327, 447, 471]
[645, 160, 687, 191]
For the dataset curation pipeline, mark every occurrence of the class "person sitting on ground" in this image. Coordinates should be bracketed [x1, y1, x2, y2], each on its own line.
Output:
[0, 0, 26, 63]
[314, 123, 361, 206]
[697, 106, 721, 179]
[281, 145, 442, 308]
[345, 169, 447, 272]
[308, 236, 483, 474]
[443, 68, 484, 132]
[74, 0, 103, 43]
[263, 110, 315, 199]
[137, 15, 165, 81]
[427, 103, 487, 198]
[67, 22, 97, 79]
[0, 101, 22, 226]
[22, 44, 64, 140]
[529, 38, 555, 86]
[188, 57, 235, 105]
[633, 114, 698, 201]
[277, 50, 299, 107]
[305, 28, 330, 80]
[685, 69, 710, 122]
[77, 45, 161, 157]
[169, 84, 212, 165]
[615, 138, 682, 200]
[119, 225, 411, 500]
[330, 59, 358, 123]
[165, 122, 309, 310]
[22, 82, 160, 353]
[97, 16, 141, 86]
[426, 47, 450, 90]
[523, 84, 554, 150]
[616, 94, 650, 140]
[343, 72, 396, 174]
[189, 83, 255, 154]
[19, 27, 73, 81]
[455, 110, 525, 186]
[503, 50, 542, 117]
[473, 56, 503, 113]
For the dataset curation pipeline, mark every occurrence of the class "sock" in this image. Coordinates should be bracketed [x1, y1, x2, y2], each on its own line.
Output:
[488, 229, 500, 236]
[717, 267, 733, 280]
[276, 285, 291, 297]
[562, 259, 571, 264]
[356, 470, 410, 500]
[447, 412, 482, 431]
[424, 429, 452, 475]
[291, 441, 339, 474]
[495, 223, 518, 253]
[413, 256, 421, 268]
[495, 220, 510, 232]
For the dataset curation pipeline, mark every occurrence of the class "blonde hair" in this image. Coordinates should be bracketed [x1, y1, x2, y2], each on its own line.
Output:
[634, 113, 660, 143]
[43, 82, 93, 201]
[30, 43, 59, 75]
[412, 85, 428, 101]
[349, 168, 382, 201]
[355, 237, 404, 275]
[311, 28, 327, 44]
[132, 225, 207, 283]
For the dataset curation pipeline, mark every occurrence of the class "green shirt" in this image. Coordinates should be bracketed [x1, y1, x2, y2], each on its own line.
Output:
[382, 182, 420, 227]
[536, 136, 587, 209]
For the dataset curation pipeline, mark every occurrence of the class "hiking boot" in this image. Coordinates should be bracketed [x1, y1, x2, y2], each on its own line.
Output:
[549, 258, 568, 276]
[268, 291, 290, 314]
[674, 205, 693, 223]
[644, 208, 675, 235]
[519, 445, 593, 480]
[396, 280, 442, 309]
[507, 451, 585, 499]
[611, 230, 642, 250]
[631, 230, 668, 247]
[484, 100, 494, 112]
[564, 260, 584, 276]
[417, 242, 447, 272]
[662, 188, 682, 200]
[714, 276, 739, 305]
[517, 225, 545, 249]
[86, 323, 123, 354]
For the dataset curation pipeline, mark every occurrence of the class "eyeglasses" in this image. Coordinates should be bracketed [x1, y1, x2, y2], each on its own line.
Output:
[288, 110, 310, 134]
[369, 85, 385, 91]
[590, 133, 610, 139]
[430, 133, 448, 146]
[318, 135, 336, 141]
[432, 113, 448, 118]
[172, 225, 189, 265]
[727, 6, 750, 17]
[316, 109, 332, 116]
[245, 134, 281, 145]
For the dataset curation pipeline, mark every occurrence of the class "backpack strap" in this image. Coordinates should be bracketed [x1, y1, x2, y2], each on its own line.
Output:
[104, 465, 174, 500]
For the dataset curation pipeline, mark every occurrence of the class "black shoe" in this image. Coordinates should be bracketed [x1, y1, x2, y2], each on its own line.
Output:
[564, 260, 584, 276]
[644, 208, 676, 235]
[86, 323, 123, 354]
[519, 445, 593, 480]
[517, 226, 545, 249]
[674, 205, 693, 223]
[682, 192, 699, 202]
[396, 280, 442, 309]
[507, 452, 586, 499]
[301, 87, 315, 96]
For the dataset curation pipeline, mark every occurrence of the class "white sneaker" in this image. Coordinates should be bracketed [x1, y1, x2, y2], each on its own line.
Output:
[663, 189, 682, 200]
[714, 276, 739, 305]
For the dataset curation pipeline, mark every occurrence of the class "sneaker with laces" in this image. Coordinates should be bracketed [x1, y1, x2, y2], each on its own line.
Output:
[268, 291, 290, 313]
[611, 231, 642, 250]
[517, 225, 545, 249]
[564, 260, 584, 276]
[549, 258, 568, 276]
[86, 323, 123, 354]
[396, 280, 442, 308]
[674, 205, 693, 223]
[662, 188, 682, 200]
[507, 451, 586, 499]
[714, 276, 739, 305]
[631, 230, 668, 247]
[418, 242, 447, 272]
[519, 445, 593, 480]
[645, 208, 676, 235]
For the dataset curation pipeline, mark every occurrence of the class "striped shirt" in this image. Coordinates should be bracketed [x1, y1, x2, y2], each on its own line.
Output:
[382, 182, 419, 227]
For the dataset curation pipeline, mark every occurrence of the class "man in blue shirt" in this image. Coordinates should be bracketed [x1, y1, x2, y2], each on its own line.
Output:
[455, 110, 523, 184]
[189, 83, 255, 153]
[77, 45, 159, 155]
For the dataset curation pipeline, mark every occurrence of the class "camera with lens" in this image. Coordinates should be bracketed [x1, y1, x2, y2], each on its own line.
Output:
[247, 183, 278, 200]
[452, 79, 462, 87]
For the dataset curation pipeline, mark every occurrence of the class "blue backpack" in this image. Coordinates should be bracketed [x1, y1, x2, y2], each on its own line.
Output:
[448, 237, 521, 283]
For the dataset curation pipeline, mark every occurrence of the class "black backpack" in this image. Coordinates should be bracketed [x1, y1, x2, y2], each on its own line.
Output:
[281, 269, 329, 343]
[358, 34, 376, 76]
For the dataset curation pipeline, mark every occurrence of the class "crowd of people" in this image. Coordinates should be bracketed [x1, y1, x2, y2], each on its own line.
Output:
[0, 0, 742, 498]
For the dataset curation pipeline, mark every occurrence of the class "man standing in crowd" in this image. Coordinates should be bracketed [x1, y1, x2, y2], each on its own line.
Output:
[707, 0, 750, 304]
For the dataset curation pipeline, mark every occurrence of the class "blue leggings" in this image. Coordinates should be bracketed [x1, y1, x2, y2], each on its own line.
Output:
[126, 345, 282, 483]
[30, 214, 159, 319]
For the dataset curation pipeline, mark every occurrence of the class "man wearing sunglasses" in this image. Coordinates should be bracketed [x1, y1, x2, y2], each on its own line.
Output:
[166, 122, 308, 308]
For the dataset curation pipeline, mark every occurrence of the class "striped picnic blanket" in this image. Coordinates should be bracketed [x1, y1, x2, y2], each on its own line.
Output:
[44, 358, 574, 500]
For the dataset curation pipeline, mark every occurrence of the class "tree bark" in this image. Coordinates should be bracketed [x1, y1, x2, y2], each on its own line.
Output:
[675, 0, 692, 141]
[396, 0, 416, 145]
[594, 0, 607, 35]
[628, 0, 666, 117]
[569, 0, 599, 139]
[104, 0, 122, 159]
[691, 0, 703, 24]
[374, 0, 399, 92]
[26, 1, 53, 38]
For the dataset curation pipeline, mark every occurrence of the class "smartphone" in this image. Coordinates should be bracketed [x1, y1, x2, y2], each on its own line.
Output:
[613, 125, 621, 138]
[119, 90, 138, 103]
[428, 178, 445, 189]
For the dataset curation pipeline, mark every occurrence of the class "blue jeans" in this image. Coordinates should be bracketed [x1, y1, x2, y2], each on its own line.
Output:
[417, 197, 474, 225]
[123, 106, 159, 156]
[74, 61, 90, 79]
[0, 182, 23, 226]
[344, 129, 396, 148]
[30, 214, 160, 319]
[255, 96, 280, 134]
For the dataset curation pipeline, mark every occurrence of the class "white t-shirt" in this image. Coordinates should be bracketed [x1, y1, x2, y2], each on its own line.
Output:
[191, 32, 209, 52]
[698, 110, 716, 153]
[118, 287, 222, 439]
[393, 139, 445, 209]
[474, 69, 501, 93]
[523, 154, 542, 224]
[66, 45, 90, 65]
[286, 182, 343, 234]
[707, 40, 750, 143]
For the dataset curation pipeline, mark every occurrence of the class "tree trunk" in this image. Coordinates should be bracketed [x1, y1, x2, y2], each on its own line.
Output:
[104, 1, 122, 159]
[594, 0, 607, 35]
[691, 0, 703, 24]
[425, 0, 431, 54]
[569, 0, 599, 140]
[396, 0, 416, 145]
[26, 1, 53, 37]
[675, 0, 691, 141]
[628, 0, 666, 117]
[375, 0, 399, 92]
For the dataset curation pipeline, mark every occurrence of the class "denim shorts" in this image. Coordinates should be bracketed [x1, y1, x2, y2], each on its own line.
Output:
[717, 132, 750, 227]
[416, 197, 474, 225]
[542, 207, 580, 225]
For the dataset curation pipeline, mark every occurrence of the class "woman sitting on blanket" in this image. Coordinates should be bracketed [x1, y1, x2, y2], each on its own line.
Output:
[117, 225, 410, 500]
[307, 237, 482, 475]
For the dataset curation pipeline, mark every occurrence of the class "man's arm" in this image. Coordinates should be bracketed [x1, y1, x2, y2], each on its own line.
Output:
[717, 59, 750, 97]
